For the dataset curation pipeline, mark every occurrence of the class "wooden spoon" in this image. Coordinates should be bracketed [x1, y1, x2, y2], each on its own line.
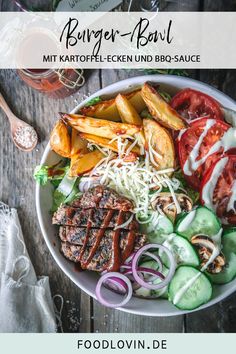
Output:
[0, 92, 38, 151]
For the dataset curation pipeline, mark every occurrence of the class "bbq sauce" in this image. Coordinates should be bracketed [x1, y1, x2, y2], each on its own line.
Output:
[82, 209, 114, 268]
[74, 263, 84, 272]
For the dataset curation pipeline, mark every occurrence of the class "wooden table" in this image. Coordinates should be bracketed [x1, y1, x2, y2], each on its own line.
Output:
[0, 0, 236, 333]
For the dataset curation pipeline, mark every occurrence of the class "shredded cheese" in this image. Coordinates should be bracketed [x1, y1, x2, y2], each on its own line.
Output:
[83, 136, 182, 220]
[114, 214, 134, 230]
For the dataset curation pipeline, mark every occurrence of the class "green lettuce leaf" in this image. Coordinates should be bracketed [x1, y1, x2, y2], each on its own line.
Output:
[51, 173, 78, 212]
[158, 90, 172, 103]
[34, 163, 69, 186]
[84, 96, 102, 107]
[174, 169, 199, 204]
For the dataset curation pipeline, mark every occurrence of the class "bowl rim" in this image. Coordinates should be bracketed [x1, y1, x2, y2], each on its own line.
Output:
[36, 74, 236, 317]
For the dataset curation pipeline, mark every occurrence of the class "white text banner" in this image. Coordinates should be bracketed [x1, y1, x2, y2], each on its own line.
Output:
[0, 12, 235, 69]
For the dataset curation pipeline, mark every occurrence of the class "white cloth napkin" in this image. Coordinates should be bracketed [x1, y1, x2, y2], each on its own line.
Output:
[0, 202, 56, 333]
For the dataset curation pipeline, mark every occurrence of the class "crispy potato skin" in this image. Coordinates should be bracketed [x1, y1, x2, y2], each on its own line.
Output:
[80, 98, 121, 121]
[115, 94, 142, 125]
[69, 150, 104, 177]
[143, 118, 175, 171]
[50, 120, 71, 158]
[80, 132, 141, 155]
[62, 113, 141, 140]
[71, 128, 88, 157]
[80, 89, 146, 121]
[52, 85, 181, 176]
[141, 83, 186, 130]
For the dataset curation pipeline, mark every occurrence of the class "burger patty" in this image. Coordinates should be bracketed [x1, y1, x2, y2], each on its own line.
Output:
[53, 186, 146, 272]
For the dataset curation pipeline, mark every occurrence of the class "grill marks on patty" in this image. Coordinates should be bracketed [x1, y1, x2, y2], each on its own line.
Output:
[52, 206, 138, 230]
[60, 231, 146, 271]
[53, 186, 146, 272]
[71, 185, 133, 211]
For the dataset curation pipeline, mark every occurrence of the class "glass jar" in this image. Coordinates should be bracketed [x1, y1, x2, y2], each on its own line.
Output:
[17, 69, 85, 99]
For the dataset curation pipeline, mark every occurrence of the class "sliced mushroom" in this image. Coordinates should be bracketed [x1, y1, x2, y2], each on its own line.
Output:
[152, 192, 192, 222]
[191, 235, 225, 274]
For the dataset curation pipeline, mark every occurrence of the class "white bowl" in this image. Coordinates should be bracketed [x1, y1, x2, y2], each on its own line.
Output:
[36, 75, 236, 316]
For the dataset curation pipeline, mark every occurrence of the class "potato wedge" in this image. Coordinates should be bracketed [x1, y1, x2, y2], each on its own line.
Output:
[80, 97, 121, 121]
[71, 128, 88, 157]
[143, 118, 175, 171]
[61, 113, 141, 140]
[128, 89, 146, 113]
[80, 133, 141, 155]
[115, 94, 142, 125]
[80, 89, 146, 121]
[50, 120, 71, 157]
[69, 150, 104, 177]
[141, 83, 186, 130]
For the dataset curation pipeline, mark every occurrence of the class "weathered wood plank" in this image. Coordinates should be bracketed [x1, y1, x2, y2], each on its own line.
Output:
[160, 0, 200, 11]
[125, 0, 200, 12]
[1, 0, 22, 11]
[185, 293, 236, 333]
[1, 0, 52, 11]
[0, 68, 100, 332]
[203, 0, 236, 11]
[93, 305, 184, 333]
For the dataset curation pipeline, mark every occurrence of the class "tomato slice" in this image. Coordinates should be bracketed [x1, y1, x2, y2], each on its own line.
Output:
[178, 118, 230, 190]
[171, 88, 223, 121]
[200, 155, 236, 225]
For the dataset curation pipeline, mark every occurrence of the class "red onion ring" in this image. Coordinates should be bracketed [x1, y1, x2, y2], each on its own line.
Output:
[124, 267, 164, 280]
[120, 264, 132, 271]
[123, 251, 163, 272]
[123, 253, 135, 265]
[142, 251, 163, 272]
[95, 272, 133, 308]
[137, 267, 165, 280]
[132, 244, 176, 290]
[103, 276, 128, 295]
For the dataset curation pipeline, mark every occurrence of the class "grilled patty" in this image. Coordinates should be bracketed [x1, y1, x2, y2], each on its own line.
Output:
[71, 185, 134, 211]
[53, 186, 146, 272]
[53, 206, 138, 230]
[61, 230, 146, 272]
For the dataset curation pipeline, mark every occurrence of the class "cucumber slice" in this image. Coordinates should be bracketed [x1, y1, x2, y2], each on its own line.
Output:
[208, 229, 236, 284]
[151, 265, 169, 299]
[162, 235, 199, 268]
[139, 259, 159, 269]
[134, 286, 151, 298]
[169, 266, 212, 310]
[136, 261, 169, 299]
[147, 232, 170, 245]
[207, 252, 236, 284]
[141, 215, 174, 244]
[175, 206, 221, 241]
[222, 229, 236, 255]
[132, 260, 153, 298]
[223, 227, 236, 237]
[142, 214, 174, 234]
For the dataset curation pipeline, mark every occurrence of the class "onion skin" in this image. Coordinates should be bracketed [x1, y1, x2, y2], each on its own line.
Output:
[131, 244, 176, 290]
[96, 244, 176, 307]
[103, 277, 128, 295]
[95, 272, 133, 308]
